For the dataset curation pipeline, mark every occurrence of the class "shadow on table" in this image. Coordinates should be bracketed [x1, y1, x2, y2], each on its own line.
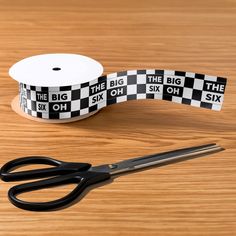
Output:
[61, 101, 234, 133]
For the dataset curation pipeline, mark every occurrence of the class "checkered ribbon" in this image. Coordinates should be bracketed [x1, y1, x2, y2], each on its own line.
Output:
[19, 69, 227, 119]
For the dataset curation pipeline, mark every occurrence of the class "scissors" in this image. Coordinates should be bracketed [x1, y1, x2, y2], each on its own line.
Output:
[0, 143, 223, 211]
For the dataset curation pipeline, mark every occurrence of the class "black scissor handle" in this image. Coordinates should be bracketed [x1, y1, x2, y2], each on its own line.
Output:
[0, 156, 91, 182]
[8, 171, 111, 211]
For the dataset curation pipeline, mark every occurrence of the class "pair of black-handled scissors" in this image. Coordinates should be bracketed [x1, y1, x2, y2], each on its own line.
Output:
[0, 143, 223, 211]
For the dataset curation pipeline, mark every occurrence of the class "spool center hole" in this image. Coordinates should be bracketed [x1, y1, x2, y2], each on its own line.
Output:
[52, 67, 61, 71]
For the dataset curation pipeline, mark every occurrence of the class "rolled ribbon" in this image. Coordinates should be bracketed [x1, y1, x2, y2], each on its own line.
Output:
[9, 54, 227, 120]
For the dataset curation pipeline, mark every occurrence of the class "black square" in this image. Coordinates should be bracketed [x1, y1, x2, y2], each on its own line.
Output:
[107, 86, 127, 100]
[127, 94, 137, 100]
[155, 70, 164, 75]
[49, 102, 71, 113]
[89, 81, 106, 96]
[60, 86, 72, 91]
[200, 102, 212, 109]
[37, 112, 42, 118]
[89, 105, 98, 112]
[192, 89, 202, 100]
[31, 101, 36, 111]
[49, 113, 60, 119]
[146, 94, 154, 99]
[36, 91, 48, 102]
[163, 85, 183, 97]
[98, 75, 107, 82]
[217, 77, 227, 84]
[81, 82, 89, 88]
[27, 90, 31, 99]
[117, 71, 127, 76]
[137, 70, 146, 74]
[163, 94, 172, 101]
[175, 71, 186, 76]
[203, 80, 225, 94]
[80, 97, 89, 109]
[107, 98, 117, 105]
[41, 87, 49, 92]
[127, 75, 137, 85]
[182, 98, 191, 105]
[137, 84, 146, 93]
[195, 73, 205, 79]
[30, 86, 36, 91]
[72, 89, 80, 100]
[184, 77, 194, 88]
[71, 111, 80, 117]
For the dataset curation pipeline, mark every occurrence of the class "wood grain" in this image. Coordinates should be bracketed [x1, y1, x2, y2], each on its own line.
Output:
[0, 0, 235, 235]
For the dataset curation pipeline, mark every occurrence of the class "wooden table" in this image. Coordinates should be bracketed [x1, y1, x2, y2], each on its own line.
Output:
[0, 0, 235, 235]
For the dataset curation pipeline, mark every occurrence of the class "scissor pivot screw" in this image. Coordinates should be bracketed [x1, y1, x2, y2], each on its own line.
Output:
[109, 164, 118, 169]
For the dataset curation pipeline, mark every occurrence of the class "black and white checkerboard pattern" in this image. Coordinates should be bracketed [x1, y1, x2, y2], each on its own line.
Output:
[19, 69, 227, 119]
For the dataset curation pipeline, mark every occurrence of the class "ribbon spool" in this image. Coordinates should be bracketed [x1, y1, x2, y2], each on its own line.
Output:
[9, 53, 227, 123]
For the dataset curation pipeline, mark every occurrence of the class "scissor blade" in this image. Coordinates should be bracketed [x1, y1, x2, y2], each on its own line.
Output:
[91, 143, 223, 175]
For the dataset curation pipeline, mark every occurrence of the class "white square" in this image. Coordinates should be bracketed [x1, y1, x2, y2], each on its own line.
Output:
[212, 104, 221, 111]
[80, 87, 89, 98]
[146, 84, 163, 94]
[117, 96, 127, 103]
[72, 84, 81, 90]
[137, 74, 146, 84]
[36, 102, 48, 112]
[27, 100, 31, 110]
[154, 93, 163, 100]
[89, 78, 98, 86]
[137, 94, 146, 99]
[71, 100, 80, 111]
[36, 86, 42, 92]
[30, 91, 36, 101]
[89, 91, 106, 107]
[183, 87, 193, 99]
[164, 75, 185, 87]
[172, 96, 182, 104]
[80, 108, 89, 115]
[107, 76, 127, 89]
[107, 73, 117, 79]
[204, 75, 217, 82]
[31, 111, 37, 117]
[59, 112, 71, 119]
[97, 101, 107, 109]
[201, 91, 224, 105]
[193, 79, 204, 90]
[146, 69, 155, 74]
[49, 91, 71, 102]
[127, 84, 137, 95]
[164, 70, 175, 76]
[190, 100, 201, 107]
[127, 70, 137, 75]
[42, 113, 49, 119]
[185, 72, 195, 78]
[49, 87, 60, 92]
